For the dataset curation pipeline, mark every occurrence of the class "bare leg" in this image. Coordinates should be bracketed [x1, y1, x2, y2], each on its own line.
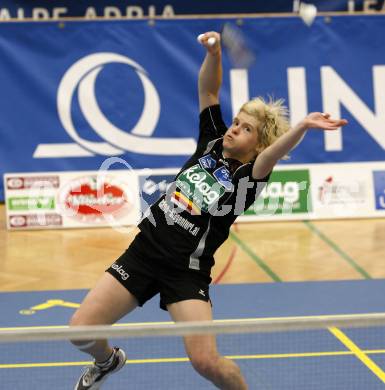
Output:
[167, 300, 248, 390]
[69, 272, 138, 362]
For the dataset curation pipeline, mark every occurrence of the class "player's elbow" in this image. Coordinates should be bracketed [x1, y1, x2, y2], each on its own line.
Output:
[252, 154, 276, 180]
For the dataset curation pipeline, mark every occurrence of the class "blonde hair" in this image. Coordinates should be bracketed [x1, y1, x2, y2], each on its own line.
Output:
[240, 96, 291, 159]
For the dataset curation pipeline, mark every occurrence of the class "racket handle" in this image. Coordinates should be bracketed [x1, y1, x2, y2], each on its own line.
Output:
[208, 37, 216, 46]
[197, 34, 217, 47]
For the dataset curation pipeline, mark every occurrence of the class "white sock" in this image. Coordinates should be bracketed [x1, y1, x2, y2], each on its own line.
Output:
[96, 349, 115, 368]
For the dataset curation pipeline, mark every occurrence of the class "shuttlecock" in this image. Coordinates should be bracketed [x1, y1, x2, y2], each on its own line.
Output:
[197, 34, 205, 43]
[299, 3, 317, 27]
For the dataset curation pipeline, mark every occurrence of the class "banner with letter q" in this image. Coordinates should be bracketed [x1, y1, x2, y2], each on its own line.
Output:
[1, 16, 385, 202]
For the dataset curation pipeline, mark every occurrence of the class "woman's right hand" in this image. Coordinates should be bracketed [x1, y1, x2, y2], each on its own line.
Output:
[198, 31, 221, 55]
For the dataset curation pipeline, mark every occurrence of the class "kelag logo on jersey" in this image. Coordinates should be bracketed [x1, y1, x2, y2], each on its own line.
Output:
[139, 174, 175, 212]
[373, 171, 385, 210]
[176, 164, 225, 213]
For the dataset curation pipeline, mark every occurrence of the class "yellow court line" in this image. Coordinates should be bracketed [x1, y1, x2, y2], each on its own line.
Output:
[0, 325, 69, 331]
[329, 327, 385, 384]
[2, 349, 385, 369]
[0, 361, 91, 369]
[1, 312, 385, 331]
[227, 351, 353, 360]
[0, 322, 174, 332]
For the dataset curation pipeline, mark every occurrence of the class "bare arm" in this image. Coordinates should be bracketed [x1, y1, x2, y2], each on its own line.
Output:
[252, 113, 348, 179]
[198, 32, 222, 112]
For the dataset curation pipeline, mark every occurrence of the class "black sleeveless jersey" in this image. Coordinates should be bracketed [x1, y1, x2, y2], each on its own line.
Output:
[137, 105, 270, 275]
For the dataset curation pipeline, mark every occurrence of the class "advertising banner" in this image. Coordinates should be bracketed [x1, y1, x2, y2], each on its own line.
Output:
[373, 170, 385, 211]
[1, 16, 385, 202]
[309, 164, 374, 219]
[244, 169, 312, 217]
[238, 162, 385, 222]
[4, 171, 140, 229]
[4, 161, 385, 229]
[1, 1, 380, 21]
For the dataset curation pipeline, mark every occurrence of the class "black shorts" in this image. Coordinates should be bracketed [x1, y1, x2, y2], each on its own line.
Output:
[106, 234, 212, 311]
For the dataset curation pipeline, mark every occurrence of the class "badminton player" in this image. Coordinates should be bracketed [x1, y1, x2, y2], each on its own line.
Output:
[70, 31, 347, 390]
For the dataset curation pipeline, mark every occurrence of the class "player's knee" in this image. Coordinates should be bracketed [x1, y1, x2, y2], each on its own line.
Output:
[68, 310, 98, 349]
[68, 311, 84, 346]
[69, 309, 86, 327]
[190, 353, 220, 378]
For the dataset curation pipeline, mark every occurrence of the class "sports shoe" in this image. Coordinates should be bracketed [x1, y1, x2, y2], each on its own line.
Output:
[74, 347, 126, 390]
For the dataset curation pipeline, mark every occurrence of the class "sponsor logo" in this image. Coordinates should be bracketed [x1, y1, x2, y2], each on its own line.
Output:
[245, 170, 311, 215]
[9, 214, 62, 228]
[111, 263, 130, 281]
[373, 171, 385, 210]
[34, 53, 195, 158]
[176, 164, 225, 213]
[171, 191, 201, 215]
[198, 289, 206, 297]
[213, 166, 233, 191]
[139, 174, 175, 213]
[58, 176, 129, 222]
[318, 176, 366, 205]
[9, 215, 27, 228]
[158, 199, 200, 236]
[8, 196, 55, 211]
[142, 178, 172, 196]
[0, 6, 175, 21]
[6, 176, 60, 190]
[198, 154, 217, 170]
[6, 177, 23, 190]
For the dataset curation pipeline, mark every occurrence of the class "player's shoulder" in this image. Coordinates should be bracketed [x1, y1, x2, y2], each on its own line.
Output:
[199, 103, 222, 118]
[199, 104, 226, 129]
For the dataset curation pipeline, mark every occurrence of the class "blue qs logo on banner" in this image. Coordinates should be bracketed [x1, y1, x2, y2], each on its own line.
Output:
[373, 171, 385, 210]
[33, 53, 196, 159]
[139, 174, 175, 213]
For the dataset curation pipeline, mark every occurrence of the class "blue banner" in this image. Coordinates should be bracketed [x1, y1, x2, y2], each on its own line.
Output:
[0, 0, 383, 20]
[1, 16, 385, 200]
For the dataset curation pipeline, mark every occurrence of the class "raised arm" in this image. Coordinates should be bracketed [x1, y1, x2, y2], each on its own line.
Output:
[198, 31, 222, 112]
[252, 113, 348, 179]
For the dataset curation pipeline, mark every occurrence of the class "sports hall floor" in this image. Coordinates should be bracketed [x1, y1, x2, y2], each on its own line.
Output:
[1, 204, 385, 389]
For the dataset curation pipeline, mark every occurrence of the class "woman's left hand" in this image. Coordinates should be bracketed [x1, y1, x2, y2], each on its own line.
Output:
[302, 112, 348, 130]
